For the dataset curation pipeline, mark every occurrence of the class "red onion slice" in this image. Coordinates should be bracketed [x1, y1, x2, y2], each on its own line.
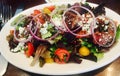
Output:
[28, 13, 60, 42]
[92, 16, 116, 47]
[62, 6, 96, 38]
[13, 16, 33, 43]
[27, 14, 47, 41]
[50, 7, 67, 32]
[27, 20, 41, 40]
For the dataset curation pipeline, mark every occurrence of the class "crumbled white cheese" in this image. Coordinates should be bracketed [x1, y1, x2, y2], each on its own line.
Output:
[40, 22, 48, 35]
[82, 24, 91, 33]
[99, 38, 102, 42]
[53, 16, 66, 30]
[43, 22, 48, 28]
[19, 27, 24, 34]
[104, 20, 109, 24]
[20, 38, 26, 41]
[78, 21, 83, 26]
[81, 15, 93, 34]
[53, 17, 62, 27]
[104, 26, 108, 30]
[40, 28, 48, 35]
[11, 43, 25, 52]
[98, 16, 105, 21]
[102, 25, 105, 27]
[28, 35, 32, 39]
[82, 14, 85, 17]
[86, 14, 92, 18]
[87, 18, 93, 24]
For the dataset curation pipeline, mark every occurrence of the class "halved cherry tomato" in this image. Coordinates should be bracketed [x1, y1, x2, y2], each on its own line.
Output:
[54, 48, 70, 64]
[25, 42, 34, 57]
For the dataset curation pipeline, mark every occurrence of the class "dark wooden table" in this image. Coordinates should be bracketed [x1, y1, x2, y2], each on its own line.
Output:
[3, 0, 120, 76]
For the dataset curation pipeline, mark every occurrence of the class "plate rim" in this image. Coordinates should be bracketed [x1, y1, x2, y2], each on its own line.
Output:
[45, 0, 87, 3]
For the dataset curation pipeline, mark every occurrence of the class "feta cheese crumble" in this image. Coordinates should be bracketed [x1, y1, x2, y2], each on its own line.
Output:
[11, 43, 25, 53]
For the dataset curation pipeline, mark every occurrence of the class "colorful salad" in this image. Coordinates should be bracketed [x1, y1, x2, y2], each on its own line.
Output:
[6, 2, 120, 67]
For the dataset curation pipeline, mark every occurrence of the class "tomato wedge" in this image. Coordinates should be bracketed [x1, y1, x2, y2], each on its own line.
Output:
[54, 48, 70, 64]
[25, 42, 34, 57]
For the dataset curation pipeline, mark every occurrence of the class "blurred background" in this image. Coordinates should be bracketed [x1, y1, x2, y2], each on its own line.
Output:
[1, 0, 120, 15]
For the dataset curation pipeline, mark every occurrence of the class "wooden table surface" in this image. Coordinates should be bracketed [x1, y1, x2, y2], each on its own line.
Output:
[3, 0, 120, 76]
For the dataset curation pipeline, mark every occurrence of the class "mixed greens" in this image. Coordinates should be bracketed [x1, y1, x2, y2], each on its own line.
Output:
[6, 2, 120, 67]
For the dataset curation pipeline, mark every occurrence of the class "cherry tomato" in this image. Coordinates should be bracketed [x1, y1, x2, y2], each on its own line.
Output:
[79, 46, 90, 56]
[54, 48, 70, 64]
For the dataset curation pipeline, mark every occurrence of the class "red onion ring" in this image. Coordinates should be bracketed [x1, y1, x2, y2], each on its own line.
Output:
[27, 13, 47, 41]
[13, 16, 33, 43]
[28, 13, 60, 42]
[50, 7, 69, 32]
[62, 6, 96, 38]
[27, 20, 40, 39]
[92, 16, 116, 47]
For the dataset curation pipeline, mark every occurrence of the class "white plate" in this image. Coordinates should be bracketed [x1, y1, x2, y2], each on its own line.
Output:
[0, 2, 120, 75]
[0, 55, 8, 76]
[45, 0, 86, 3]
